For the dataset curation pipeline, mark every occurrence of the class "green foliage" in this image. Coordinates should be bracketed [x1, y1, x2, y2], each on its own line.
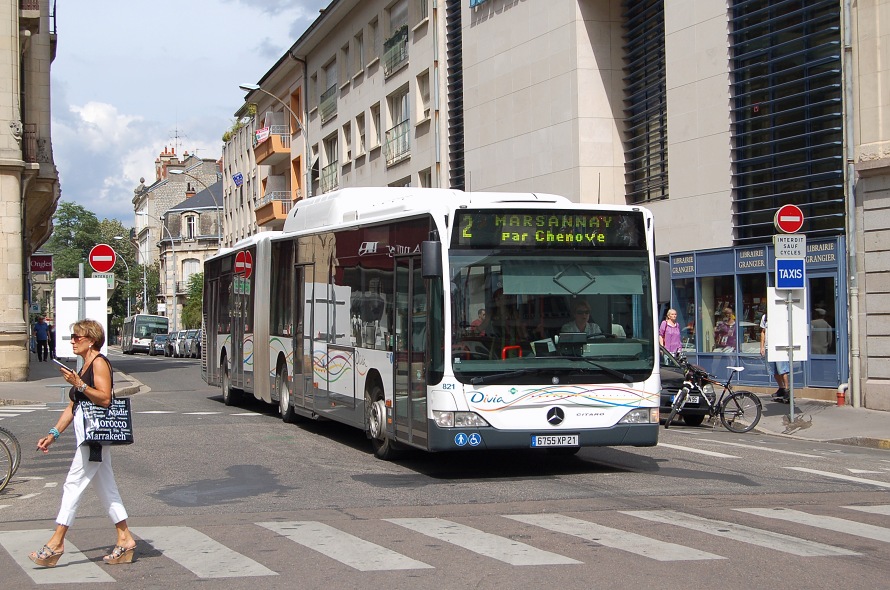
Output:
[45, 202, 101, 278]
[181, 272, 204, 329]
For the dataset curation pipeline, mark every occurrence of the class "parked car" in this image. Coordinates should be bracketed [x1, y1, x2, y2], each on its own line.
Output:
[659, 346, 715, 427]
[182, 329, 198, 358]
[149, 334, 167, 356]
[190, 329, 203, 359]
[164, 331, 177, 357]
[171, 330, 188, 357]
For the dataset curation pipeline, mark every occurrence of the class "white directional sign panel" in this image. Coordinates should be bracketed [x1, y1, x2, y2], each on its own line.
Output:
[766, 287, 808, 362]
[773, 234, 806, 258]
[54, 278, 108, 359]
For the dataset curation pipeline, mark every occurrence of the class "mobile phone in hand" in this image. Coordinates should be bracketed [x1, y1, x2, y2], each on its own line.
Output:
[53, 358, 73, 373]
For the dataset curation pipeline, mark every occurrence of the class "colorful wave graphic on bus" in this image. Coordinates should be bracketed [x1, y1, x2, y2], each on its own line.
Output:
[467, 384, 657, 412]
[312, 348, 354, 383]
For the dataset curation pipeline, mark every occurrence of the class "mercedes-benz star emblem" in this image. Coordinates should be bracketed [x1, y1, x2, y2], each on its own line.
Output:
[546, 407, 565, 426]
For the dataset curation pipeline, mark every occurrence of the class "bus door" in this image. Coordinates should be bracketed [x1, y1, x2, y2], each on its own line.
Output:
[231, 256, 254, 392]
[393, 255, 428, 448]
[292, 264, 311, 409]
[203, 277, 220, 385]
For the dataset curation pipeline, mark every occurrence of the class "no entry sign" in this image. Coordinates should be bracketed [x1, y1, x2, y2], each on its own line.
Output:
[234, 250, 253, 278]
[774, 204, 805, 234]
[89, 244, 117, 273]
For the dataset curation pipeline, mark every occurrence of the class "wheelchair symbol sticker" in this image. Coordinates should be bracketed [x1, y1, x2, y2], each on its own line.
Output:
[468, 433, 482, 446]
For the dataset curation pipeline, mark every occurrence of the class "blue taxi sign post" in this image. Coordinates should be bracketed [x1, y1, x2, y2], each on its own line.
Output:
[775, 258, 805, 290]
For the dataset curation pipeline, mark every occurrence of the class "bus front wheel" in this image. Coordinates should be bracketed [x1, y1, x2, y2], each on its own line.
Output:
[365, 386, 400, 460]
[278, 366, 297, 424]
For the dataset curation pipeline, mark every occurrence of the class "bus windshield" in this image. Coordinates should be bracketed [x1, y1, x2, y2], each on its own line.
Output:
[450, 252, 655, 384]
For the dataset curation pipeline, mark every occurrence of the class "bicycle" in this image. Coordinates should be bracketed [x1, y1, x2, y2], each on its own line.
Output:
[0, 425, 19, 492]
[664, 353, 763, 433]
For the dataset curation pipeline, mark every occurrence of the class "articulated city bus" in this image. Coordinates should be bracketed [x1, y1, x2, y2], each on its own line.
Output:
[203, 188, 660, 459]
[121, 314, 169, 354]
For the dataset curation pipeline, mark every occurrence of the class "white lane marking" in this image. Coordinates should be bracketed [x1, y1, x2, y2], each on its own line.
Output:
[848, 469, 883, 474]
[138, 411, 176, 414]
[132, 526, 276, 578]
[0, 413, 21, 418]
[737, 508, 890, 543]
[508, 513, 720, 562]
[182, 412, 221, 415]
[259, 521, 432, 571]
[785, 467, 890, 489]
[658, 443, 739, 458]
[386, 517, 580, 566]
[0, 405, 46, 411]
[18, 493, 41, 500]
[697, 438, 821, 458]
[44, 482, 57, 488]
[844, 505, 890, 516]
[230, 413, 264, 416]
[623, 510, 856, 557]
[0, 505, 9, 510]
[0, 530, 114, 584]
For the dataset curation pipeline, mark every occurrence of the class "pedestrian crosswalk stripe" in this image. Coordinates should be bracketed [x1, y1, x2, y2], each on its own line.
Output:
[785, 466, 890, 489]
[657, 443, 739, 458]
[844, 505, 890, 516]
[258, 521, 432, 571]
[697, 438, 822, 458]
[138, 411, 176, 414]
[0, 530, 114, 584]
[0, 413, 22, 418]
[182, 412, 222, 415]
[507, 513, 721, 562]
[737, 508, 890, 543]
[386, 517, 580, 565]
[623, 510, 857, 556]
[132, 526, 276, 578]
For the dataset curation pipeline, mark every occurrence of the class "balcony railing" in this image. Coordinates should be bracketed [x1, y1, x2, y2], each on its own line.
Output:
[320, 85, 337, 123]
[255, 190, 294, 226]
[384, 120, 410, 166]
[258, 190, 292, 210]
[320, 161, 339, 193]
[383, 25, 409, 76]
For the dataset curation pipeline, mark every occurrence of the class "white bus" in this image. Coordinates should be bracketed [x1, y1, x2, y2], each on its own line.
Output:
[203, 188, 660, 459]
[121, 314, 169, 354]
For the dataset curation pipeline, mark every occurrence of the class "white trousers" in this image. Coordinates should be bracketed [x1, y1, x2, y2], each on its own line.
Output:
[56, 444, 128, 527]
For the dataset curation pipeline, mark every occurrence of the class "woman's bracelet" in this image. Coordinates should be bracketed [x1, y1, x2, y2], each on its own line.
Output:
[49, 427, 61, 440]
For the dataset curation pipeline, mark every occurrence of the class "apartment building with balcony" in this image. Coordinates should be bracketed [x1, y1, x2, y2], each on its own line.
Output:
[228, 0, 890, 409]
[221, 102, 260, 244]
[1, 0, 60, 380]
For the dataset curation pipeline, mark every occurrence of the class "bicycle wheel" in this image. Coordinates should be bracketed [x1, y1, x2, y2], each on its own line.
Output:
[720, 391, 762, 433]
[0, 440, 12, 492]
[0, 426, 21, 476]
[665, 388, 688, 429]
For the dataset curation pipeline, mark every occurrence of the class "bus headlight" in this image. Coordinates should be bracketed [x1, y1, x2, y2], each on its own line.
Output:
[433, 411, 490, 428]
[619, 408, 658, 424]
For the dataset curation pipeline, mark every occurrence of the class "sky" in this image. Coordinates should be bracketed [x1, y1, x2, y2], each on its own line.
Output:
[51, 0, 329, 224]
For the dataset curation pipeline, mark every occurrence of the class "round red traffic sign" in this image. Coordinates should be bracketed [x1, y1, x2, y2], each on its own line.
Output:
[88, 243, 117, 273]
[774, 204, 804, 234]
[234, 250, 253, 278]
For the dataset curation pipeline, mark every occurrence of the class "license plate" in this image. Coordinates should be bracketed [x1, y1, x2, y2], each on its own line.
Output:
[531, 435, 579, 447]
[687, 396, 700, 404]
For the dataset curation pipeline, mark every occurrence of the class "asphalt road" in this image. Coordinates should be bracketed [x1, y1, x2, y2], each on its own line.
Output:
[1, 352, 889, 589]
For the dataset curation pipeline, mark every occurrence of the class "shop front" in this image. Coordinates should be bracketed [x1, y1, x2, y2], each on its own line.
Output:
[666, 236, 846, 390]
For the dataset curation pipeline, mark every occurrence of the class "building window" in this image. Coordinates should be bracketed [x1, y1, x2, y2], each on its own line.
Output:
[356, 112, 366, 157]
[321, 134, 339, 193]
[321, 60, 338, 123]
[385, 87, 410, 166]
[368, 18, 380, 65]
[342, 122, 352, 164]
[339, 43, 350, 86]
[384, 0, 409, 76]
[699, 276, 736, 354]
[353, 31, 364, 76]
[621, 0, 668, 205]
[370, 102, 382, 149]
[416, 69, 431, 121]
[731, 1, 844, 243]
[185, 215, 197, 240]
[419, 167, 432, 188]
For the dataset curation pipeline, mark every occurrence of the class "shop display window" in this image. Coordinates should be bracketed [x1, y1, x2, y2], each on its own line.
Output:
[698, 276, 736, 353]
[809, 276, 836, 355]
[738, 274, 767, 355]
[671, 278, 696, 352]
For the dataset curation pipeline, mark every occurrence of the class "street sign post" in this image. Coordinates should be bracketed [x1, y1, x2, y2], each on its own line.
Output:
[774, 204, 804, 233]
[88, 244, 117, 273]
[775, 258, 805, 290]
[773, 234, 806, 258]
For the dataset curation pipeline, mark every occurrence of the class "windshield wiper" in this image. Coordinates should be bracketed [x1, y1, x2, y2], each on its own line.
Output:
[470, 368, 548, 385]
[581, 358, 634, 383]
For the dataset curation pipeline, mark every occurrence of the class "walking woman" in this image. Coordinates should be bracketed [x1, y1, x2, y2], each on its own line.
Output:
[29, 319, 136, 567]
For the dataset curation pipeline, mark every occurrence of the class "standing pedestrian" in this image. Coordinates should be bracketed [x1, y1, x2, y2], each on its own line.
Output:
[659, 309, 682, 354]
[47, 323, 56, 360]
[28, 319, 137, 567]
[760, 314, 790, 402]
[33, 316, 50, 361]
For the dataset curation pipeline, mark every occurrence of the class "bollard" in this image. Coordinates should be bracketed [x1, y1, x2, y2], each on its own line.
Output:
[837, 383, 848, 406]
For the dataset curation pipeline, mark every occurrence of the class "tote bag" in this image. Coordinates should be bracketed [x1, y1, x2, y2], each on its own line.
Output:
[81, 396, 134, 445]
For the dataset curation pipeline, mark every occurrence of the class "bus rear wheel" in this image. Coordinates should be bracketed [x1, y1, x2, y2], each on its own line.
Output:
[221, 359, 238, 406]
[365, 386, 400, 460]
[278, 366, 297, 423]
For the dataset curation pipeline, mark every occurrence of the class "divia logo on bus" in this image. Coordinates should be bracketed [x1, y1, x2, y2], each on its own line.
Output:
[358, 241, 421, 257]
[453, 210, 645, 249]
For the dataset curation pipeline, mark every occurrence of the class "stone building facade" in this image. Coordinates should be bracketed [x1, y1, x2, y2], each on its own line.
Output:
[0, 0, 60, 381]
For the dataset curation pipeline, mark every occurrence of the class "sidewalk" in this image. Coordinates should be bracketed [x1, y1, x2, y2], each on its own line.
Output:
[0, 354, 887, 449]
[0, 349, 142, 406]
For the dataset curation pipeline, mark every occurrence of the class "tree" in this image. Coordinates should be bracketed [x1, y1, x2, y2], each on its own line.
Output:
[181, 272, 204, 329]
[44, 201, 101, 279]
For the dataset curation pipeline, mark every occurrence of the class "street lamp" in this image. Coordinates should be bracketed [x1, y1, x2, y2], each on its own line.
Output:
[168, 169, 223, 247]
[239, 83, 313, 198]
[138, 213, 178, 332]
[114, 235, 147, 313]
[117, 252, 131, 318]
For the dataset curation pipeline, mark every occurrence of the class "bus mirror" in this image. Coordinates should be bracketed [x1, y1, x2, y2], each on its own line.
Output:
[421, 241, 442, 278]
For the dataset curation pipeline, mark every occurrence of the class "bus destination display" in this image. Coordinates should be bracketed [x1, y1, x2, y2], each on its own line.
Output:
[453, 210, 645, 249]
